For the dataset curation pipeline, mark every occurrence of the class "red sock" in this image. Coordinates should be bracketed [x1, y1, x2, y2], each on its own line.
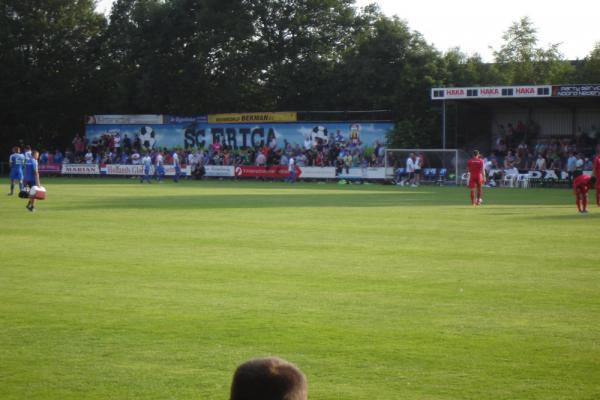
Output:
[470, 190, 475, 205]
[576, 197, 582, 212]
[582, 196, 587, 211]
[476, 188, 481, 203]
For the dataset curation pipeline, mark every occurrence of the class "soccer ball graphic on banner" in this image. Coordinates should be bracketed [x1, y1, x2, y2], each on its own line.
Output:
[312, 126, 329, 144]
[139, 126, 156, 149]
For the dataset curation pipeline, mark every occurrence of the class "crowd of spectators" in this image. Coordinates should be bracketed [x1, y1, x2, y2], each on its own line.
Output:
[39, 131, 388, 172]
[489, 121, 598, 173]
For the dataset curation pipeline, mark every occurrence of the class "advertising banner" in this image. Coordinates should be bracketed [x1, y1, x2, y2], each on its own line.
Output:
[164, 115, 208, 124]
[101, 164, 190, 176]
[86, 121, 392, 151]
[552, 85, 600, 97]
[337, 167, 386, 180]
[85, 115, 164, 125]
[299, 167, 336, 179]
[234, 165, 301, 179]
[38, 164, 62, 173]
[208, 112, 297, 124]
[105, 164, 144, 175]
[431, 85, 551, 100]
[61, 164, 100, 175]
[205, 166, 235, 177]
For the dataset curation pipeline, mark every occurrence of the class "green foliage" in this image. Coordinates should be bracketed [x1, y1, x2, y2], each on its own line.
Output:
[575, 42, 600, 83]
[1, 3, 599, 157]
[492, 17, 574, 84]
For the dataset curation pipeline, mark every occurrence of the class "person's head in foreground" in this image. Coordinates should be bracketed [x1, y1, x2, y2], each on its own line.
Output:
[230, 357, 307, 400]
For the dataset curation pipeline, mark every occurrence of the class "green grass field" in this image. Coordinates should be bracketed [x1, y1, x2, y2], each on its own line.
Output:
[1, 178, 599, 400]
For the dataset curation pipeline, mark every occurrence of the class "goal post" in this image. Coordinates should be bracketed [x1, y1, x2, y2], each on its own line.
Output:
[384, 148, 468, 185]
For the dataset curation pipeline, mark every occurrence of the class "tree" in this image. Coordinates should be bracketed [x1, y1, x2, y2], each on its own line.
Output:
[492, 17, 573, 84]
[0, 0, 106, 155]
[574, 42, 600, 83]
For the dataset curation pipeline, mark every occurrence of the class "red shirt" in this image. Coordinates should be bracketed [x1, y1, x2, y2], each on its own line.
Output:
[593, 156, 600, 183]
[573, 174, 592, 194]
[467, 157, 484, 177]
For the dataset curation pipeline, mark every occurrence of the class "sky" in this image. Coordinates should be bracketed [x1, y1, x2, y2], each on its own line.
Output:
[95, 0, 599, 61]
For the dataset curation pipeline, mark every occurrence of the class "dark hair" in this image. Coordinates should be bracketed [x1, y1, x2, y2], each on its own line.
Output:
[472, 150, 480, 157]
[590, 176, 597, 186]
[230, 357, 307, 400]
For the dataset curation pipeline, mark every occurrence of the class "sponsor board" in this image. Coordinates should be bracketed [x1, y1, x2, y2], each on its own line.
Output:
[105, 164, 145, 175]
[164, 115, 208, 124]
[100, 164, 190, 176]
[338, 167, 387, 180]
[552, 85, 600, 97]
[431, 85, 551, 100]
[86, 115, 164, 125]
[61, 164, 100, 175]
[38, 164, 62, 173]
[299, 167, 336, 179]
[208, 112, 297, 124]
[234, 165, 301, 179]
[205, 165, 235, 177]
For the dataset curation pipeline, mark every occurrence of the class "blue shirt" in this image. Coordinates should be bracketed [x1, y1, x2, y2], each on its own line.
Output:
[10, 153, 25, 172]
[24, 158, 38, 182]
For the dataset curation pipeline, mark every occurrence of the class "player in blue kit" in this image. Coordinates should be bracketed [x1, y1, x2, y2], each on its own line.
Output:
[24, 150, 41, 211]
[155, 151, 165, 182]
[172, 150, 181, 182]
[8, 146, 26, 195]
[141, 153, 152, 183]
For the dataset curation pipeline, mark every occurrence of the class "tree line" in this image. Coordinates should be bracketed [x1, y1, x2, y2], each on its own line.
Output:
[1, 0, 599, 157]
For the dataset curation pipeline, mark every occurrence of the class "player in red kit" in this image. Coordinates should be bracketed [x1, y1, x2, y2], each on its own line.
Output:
[593, 152, 600, 206]
[467, 150, 486, 206]
[573, 174, 596, 213]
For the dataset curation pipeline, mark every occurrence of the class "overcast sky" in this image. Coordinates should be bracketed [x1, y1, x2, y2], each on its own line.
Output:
[96, 0, 599, 61]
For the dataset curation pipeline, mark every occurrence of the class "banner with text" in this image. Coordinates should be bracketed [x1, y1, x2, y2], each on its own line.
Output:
[62, 164, 100, 175]
[208, 112, 297, 124]
[86, 121, 392, 151]
[552, 85, 600, 97]
[39, 164, 62, 173]
[234, 165, 301, 179]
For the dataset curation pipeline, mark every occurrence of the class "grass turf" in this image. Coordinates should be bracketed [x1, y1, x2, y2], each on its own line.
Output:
[1, 178, 599, 399]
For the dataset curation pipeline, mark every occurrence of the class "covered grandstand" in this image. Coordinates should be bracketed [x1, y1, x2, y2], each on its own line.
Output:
[431, 84, 600, 155]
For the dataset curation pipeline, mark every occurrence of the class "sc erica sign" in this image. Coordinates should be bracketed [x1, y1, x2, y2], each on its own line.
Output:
[184, 126, 277, 149]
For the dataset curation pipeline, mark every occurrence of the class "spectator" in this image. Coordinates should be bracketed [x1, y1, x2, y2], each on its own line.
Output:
[72, 134, 85, 158]
[229, 357, 307, 400]
[54, 149, 63, 164]
[122, 134, 131, 152]
[534, 154, 547, 171]
[256, 151, 266, 166]
[503, 150, 517, 169]
[84, 148, 94, 164]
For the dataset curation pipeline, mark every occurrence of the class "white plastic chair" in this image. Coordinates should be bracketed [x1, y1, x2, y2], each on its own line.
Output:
[502, 173, 518, 187]
[517, 173, 530, 188]
[460, 172, 469, 186]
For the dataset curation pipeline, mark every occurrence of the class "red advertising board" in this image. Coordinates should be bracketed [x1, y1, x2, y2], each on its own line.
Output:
[234, 166, 302, 178]
[38, 164, 62, 173]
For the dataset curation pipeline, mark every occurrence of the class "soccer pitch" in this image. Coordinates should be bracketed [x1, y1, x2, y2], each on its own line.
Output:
[1, 178, 599, 400]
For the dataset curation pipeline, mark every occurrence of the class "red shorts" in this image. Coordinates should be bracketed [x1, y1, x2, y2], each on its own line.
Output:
[468, 177, 483, 189]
